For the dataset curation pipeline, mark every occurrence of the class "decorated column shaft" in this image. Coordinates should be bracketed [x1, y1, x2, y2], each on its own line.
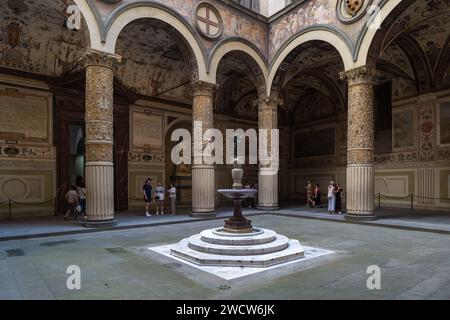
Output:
[81, 49, 121, 227]
[191, 81, 217, 217]
[257, 97, 280, 211]
[340, 66, 376, 220]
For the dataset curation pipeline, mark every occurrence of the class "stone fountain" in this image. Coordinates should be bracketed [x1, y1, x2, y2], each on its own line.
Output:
[170, 166, 305, 267]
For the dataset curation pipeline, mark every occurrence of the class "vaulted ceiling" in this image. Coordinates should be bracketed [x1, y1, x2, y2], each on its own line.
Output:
[0, 0, 89, 77]
[374, 0, 450, 99]
[278, 41, 346, 125]
[114, 18, 193, 103]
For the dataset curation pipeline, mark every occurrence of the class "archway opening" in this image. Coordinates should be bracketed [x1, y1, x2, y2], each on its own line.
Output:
[366, 0, 450, 207]
[271, 40, 346, 208]
[214, 50, 264, 206]
[113, 17, 198, 211]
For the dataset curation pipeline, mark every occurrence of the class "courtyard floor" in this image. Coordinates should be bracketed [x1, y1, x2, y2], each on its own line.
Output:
[1, 211, 450, 300]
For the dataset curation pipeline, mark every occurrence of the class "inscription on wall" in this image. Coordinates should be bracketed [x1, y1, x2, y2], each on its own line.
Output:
[131, 110, 163, 149]
[0, 86, 52, 144]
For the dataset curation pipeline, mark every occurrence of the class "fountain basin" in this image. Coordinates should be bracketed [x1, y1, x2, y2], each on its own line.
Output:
[217, 189, 257, 199]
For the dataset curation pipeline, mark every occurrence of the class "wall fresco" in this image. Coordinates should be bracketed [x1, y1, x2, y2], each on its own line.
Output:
[269, 0, 383, 59]
[95, 0, 267, 57]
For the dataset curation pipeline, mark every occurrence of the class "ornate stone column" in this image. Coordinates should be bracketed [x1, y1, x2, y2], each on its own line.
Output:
[257, 97, 280, 211]
[191, 81, 217, 217]
[80, 49, 121, 227]
[340, 66, 377, 221]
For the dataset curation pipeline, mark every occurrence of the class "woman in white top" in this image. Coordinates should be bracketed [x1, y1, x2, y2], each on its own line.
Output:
[154, 181, 165, 215]
[327, 181, 336, 214]
[167, 184, 176, 216]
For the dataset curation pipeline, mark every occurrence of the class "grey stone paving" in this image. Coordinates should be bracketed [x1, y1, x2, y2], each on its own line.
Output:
[0, 207, 260, 240]
[0, 215, 449, 300]
[1, 205, 450, 241]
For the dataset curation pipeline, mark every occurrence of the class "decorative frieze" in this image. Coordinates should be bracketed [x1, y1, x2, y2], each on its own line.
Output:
[128, 151, 164, 163]
[375, 151, 418, 164]
[86, 144, 113, 162]
[0, 145, 55, 159]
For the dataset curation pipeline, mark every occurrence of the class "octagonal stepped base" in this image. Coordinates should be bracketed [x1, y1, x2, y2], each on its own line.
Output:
[200, 228, 276, 245]
[170, 228, 305, 268]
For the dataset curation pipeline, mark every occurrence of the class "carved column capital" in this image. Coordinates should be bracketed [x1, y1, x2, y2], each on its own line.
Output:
[340, 65, 376, 86]
[79, 48, 122, 70]
[254, 96, 283, 111]
[191, 81, 219, 97]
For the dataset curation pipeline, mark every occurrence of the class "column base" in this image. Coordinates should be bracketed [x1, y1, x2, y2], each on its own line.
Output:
[344, 213, 377, 221]
[82, 219, 117, 228]
[257, 205, 280, 211]
[190, 212, 216, 218]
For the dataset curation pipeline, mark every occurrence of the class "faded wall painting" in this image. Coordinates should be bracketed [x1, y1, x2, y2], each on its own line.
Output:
[268, 0, 382, 58]
[440, 102, 450, 145]
[294, 128, 335, 158]
[0, 0, 88, 77]
[393, 109, 414, 149]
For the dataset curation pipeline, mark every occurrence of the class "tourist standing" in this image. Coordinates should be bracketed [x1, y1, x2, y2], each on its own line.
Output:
[143, 178, 153, 217]
[305, 180, 314, 207]
[335, 183, 344, 214]
[155, 181, 165, 215]
[314, 184, 321, 206]
[327, 181, 336, 214]
[64, 185, 79, 220]
[78, 182, 87, 219]
[168, 184, 176, 216]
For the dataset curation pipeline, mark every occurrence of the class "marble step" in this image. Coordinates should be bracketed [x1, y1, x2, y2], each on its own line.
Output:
[200, 228, 276, 246]
[188, 234, 289, 255]
[170, 238, 305, 268]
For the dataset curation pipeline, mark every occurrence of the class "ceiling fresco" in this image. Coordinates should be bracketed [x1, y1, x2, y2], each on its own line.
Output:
[114, 18, 193, 103]
[215, 52, 259, 120]
[273, 41, 346, 124]
[0, 0, 89, 77]
[376, 0, 450, 98]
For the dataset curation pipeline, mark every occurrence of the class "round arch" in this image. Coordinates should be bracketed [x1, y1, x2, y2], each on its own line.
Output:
[208, 40, 268, 92]
[101, 3, 208, 82]
[73, 0, 101, 49]
[354, 0, 403, 67]
[268, 28, 354, 97]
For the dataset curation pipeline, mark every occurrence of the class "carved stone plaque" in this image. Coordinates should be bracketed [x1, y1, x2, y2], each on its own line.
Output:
[131, 110, 163, 149]
[0, 87, 51, 143]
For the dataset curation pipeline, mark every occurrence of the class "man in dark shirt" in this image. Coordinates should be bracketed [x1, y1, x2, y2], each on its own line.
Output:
[143, 178, 153, 216]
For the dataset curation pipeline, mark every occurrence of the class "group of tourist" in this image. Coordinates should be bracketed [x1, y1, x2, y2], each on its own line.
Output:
[304, 181, 322, 208]
[64, 176, 86, 220]
[305, 180, 344, 214]
[327, 181, 344, 214]
[143, 178, 177, 217]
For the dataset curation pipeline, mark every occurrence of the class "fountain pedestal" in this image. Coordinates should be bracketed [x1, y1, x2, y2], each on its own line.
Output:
[169, 166, 305, 268]
[220, 189, 256, 233]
